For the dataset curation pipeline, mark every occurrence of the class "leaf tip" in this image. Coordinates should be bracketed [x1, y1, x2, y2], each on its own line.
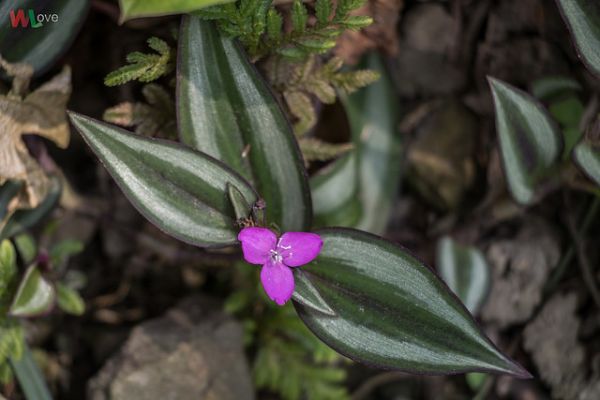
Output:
[505, 360, 533, 379]
[486, 75, 507, 93]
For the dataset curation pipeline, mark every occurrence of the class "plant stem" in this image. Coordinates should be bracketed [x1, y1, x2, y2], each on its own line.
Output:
[567, 198, 600, 308]
[9, 343, 52, 400]
[544, 196, 599, 295]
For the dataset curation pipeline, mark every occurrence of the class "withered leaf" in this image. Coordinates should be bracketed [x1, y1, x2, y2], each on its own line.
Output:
[0, 60, 71, 218]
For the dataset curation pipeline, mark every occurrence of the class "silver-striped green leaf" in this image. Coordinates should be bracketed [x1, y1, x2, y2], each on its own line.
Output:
[488, 77, 561, 205]
[295, 228, 529, 376]
[68, 112, 258, 247]
[556, 0, 600, 77]
[436, 237, 490, 315]
[311, 153, 361, 228]
[531, 76, 582, 100]
[177, 17, 311, 232]
[14, 234, 37, 266]
[311, 53, 401, 234]
[574, 141, 600, 187]
[292, 269, 335, 316]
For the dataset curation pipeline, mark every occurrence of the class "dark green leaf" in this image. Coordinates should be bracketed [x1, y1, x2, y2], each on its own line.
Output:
[119, 0, 234, 22]
[466, 372, 488, 391]
[573, 141, 600, 187]
[0, 177, 61, 241]
[10, 343, 53, 400]
[295, 229, 529, 376]
[563, 127, 584, 161]
[49, 239, 83, 266]
[292, 269, 335, 316]
[549, 97, 584, 130]
[0, 181, 23, 221]
[9, 265, 55, 317]
[531, 76, 581, 100]
[68, 112, 258, 247]
[227, 183, 252, 221]
[488, 77, 562, 205]
[56, 283, 85, 316]
[549, 96, 584, 157]
[556, 0, 600, 77]
[177, 17, 311, 231]
[312, 54, 401, 234]
[0, 0, 89, 76]
[436, 237, 490, 315]
[14, 234, 37, 266]
[311, 153, 361, 227]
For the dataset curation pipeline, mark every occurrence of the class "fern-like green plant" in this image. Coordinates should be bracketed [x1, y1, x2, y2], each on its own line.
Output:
[267, 55, 379, 142]
[224, 262, 349, 400]
[198, 0, 372, 60]
[104, 37, 174, 86]
[0, 319, 24, 384]
[103, 0, 378, 165]
[0, 240, 24, 385]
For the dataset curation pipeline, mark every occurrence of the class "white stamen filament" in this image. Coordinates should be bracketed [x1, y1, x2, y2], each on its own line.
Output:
[269, 249, 283, 263]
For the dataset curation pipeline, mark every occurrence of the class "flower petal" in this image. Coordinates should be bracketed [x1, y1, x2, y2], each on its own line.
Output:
[260, 260, 294, 305]
[278, 232, 323, 267]
[238, 227, 277, 265]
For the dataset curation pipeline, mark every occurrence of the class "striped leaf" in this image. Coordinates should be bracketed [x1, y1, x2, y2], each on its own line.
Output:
[436, 237, 490, 315]
[69, 112, 258, 247]
[574, 141, 600, 187]
[488, 77, 561, 205]
[311, 54, 401, 234]
[177, 17, 311, 231]
[556, 0, 600, 77]
[295, 229, 529, 376]
[119, 0, 233, 22]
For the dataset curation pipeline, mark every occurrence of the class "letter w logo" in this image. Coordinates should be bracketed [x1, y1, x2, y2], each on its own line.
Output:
[9, 9, 29, 28]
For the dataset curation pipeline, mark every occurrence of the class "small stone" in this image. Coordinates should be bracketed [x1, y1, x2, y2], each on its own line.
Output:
[88, 296, 254, 400]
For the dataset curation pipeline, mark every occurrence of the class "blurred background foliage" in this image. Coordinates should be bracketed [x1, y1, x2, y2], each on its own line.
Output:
[1, 0, 600, 399]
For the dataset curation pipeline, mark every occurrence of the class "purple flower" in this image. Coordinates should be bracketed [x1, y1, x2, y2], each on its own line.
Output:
[238, 227, 323, 305]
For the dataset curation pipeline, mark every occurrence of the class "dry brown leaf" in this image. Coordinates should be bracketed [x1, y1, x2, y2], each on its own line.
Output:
[524, 293, 585, 399]
[0, 59, 71, 216]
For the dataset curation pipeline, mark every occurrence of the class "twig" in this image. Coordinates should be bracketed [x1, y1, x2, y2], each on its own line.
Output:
[544, 196, 599, 295]
[350, 371, 407, 400]
[472, 374, 495, 400]
[566, 197, 600, 308]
